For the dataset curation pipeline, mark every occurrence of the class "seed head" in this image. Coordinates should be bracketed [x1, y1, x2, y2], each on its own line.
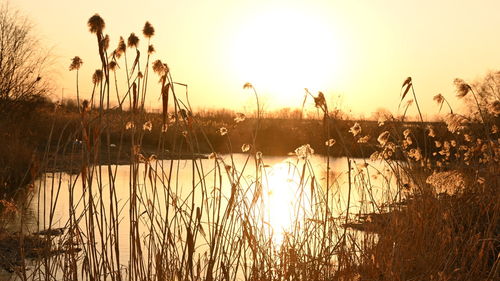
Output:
[125, 121, 135, 130]
[349, 122, 361, 137]
[69, 56, 83, 71]
[433, 94, 444, 104]
[357, 135, 370, 143]
[314, 92, 326, 108]
[403, 129, 411, 139]
[492, 124, 498, 134]
[102, 34, 110, 50]
[241, 144, 251, 152]
[295, 144, 314, 160]
[408, 148, 422, 161]
[377, 131, 390, 146]
[115, 37, 126, 58]
[108, 61, 118, 71]
[426, 171, 465, 195]
[152, 60, 169, 76]
[234, 113, 246, 123]
[256, 151, 263, 160]
[325, 138, 336, 147]
[143, 121, 153, 131]
[464, 134, 472, 142]
[488, 100, 500, 116]
[427, 126, 436, 137]
[444, 113, 468, 133]
[219, 127, 228, 136]
[454, 78, 471, 98]
[127, 33, 139, 48]
[243, 82, 253, 89]
[148, 44, 155, 55]
[88, 14, 105, 34]
[92, 69, 103, 84]
[143, 21, 155, 38]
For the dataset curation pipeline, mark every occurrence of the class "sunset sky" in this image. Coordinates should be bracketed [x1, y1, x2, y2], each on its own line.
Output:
[14, 0, 500, 117]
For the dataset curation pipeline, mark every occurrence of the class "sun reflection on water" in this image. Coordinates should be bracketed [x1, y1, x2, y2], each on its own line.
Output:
[260, 162, 312, 244]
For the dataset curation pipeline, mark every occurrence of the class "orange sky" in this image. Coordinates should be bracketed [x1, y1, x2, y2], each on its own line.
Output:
[14, 0, 500, 117]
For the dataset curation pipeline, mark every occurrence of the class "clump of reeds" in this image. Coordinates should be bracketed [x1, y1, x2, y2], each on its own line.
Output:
[3, 13, 498, 281]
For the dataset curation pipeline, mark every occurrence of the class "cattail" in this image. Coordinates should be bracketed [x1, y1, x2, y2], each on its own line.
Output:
[454, 78, 471, 98]
[127, 33, 139, 48]
[148, 44, 155, 55]
[115, 36, 126, 58]
[87, 14, 105, 34]
[92, 69, 103, 84]
[143, 21, 155, 38]
[69, 56, 83, 71]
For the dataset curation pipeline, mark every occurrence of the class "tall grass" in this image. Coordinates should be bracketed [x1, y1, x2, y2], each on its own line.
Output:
[0, 14, 498, 281]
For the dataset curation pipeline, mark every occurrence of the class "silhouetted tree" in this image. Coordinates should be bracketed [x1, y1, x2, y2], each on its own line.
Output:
[466, 71, 500, 121]
[0, 4, 50, 112]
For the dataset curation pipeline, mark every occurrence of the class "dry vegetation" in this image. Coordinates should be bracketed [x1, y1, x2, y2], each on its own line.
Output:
[0, 13, 498, 281]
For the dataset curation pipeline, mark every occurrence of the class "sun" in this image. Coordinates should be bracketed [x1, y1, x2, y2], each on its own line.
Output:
[229, 8, 343, 107]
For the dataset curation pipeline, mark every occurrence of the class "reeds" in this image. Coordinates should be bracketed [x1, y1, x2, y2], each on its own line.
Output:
[0, 14, 498, 281]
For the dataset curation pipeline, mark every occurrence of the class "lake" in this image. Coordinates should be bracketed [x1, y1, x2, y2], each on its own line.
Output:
[1, 153, 401, 279]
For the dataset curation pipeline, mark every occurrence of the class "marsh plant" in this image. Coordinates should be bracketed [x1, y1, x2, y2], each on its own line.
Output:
[0, 14, 498, 281]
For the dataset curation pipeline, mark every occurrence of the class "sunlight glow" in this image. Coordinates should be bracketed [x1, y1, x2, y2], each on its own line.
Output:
[230, 9, 343, 106]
